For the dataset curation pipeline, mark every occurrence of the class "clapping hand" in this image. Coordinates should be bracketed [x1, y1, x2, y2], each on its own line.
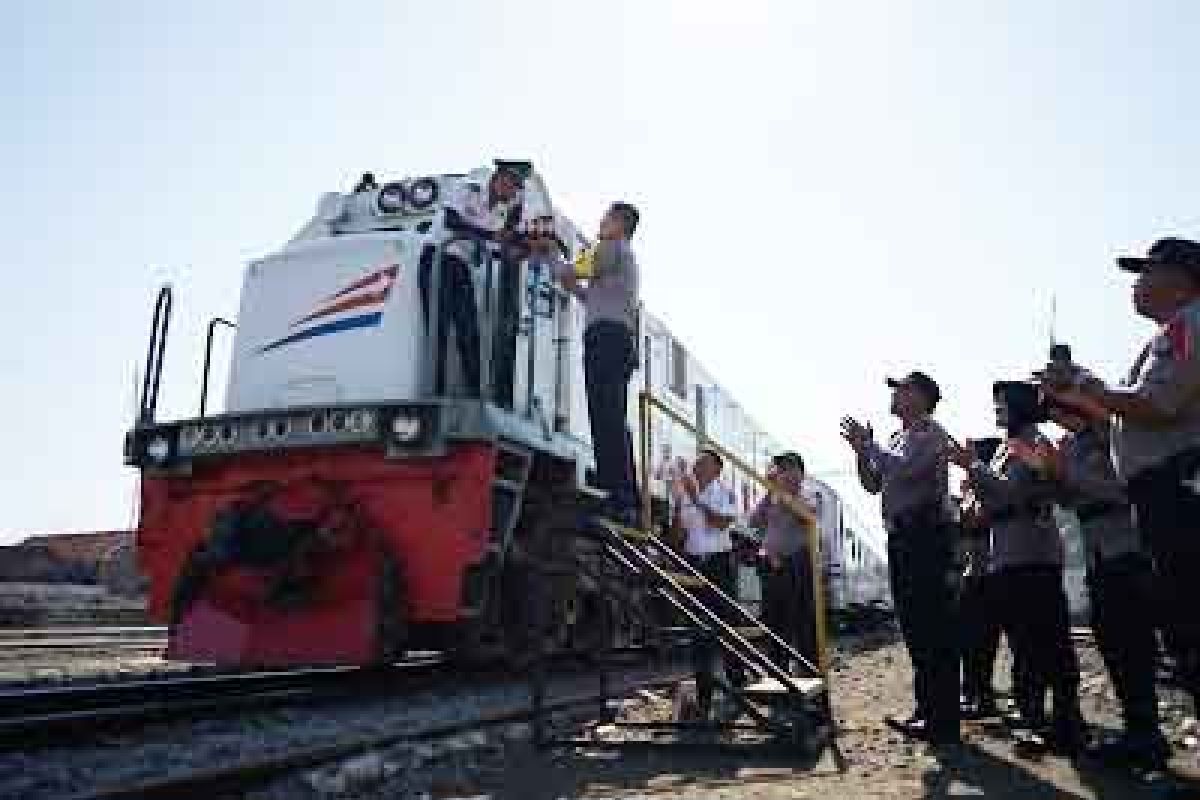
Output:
[839, 417, 873, 452]
[946, 437, 976, 470]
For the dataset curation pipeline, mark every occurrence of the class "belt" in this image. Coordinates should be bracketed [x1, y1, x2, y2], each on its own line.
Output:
[886, 506, 948, 532]
[687, 551, 730, 562]
[1075, 501, 1128, 524]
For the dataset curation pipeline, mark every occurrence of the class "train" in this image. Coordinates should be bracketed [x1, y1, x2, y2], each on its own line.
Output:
[124, 159, 888, 667]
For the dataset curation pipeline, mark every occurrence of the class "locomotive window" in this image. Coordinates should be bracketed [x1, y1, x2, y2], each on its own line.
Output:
[670, 339, 687, 398]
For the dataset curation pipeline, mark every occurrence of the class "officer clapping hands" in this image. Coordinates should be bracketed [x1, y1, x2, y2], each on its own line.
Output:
[839, 416, 873, 453]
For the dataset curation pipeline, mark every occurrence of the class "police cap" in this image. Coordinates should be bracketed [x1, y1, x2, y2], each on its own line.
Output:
[886, 371, 941, 409]
[1117, 237, 1200, 284]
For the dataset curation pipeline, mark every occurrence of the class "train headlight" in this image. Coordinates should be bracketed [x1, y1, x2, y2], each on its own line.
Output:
[407, 177, 439, 210]
[145, 436, 171, 464]
[376, 182, 406, 215]
[390, 415, 422, 443]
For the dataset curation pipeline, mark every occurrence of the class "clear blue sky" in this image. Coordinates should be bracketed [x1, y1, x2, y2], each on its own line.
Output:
[4, 1, 1199, 544]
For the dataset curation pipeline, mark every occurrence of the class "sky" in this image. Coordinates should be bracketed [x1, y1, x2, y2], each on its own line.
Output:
[4, 0, 1200, 544]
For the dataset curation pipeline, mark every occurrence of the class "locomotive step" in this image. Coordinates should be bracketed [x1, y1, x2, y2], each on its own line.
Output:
[661, 571, 706, 588]
[742, 676, 826, 701]
[732, 626, 768, 639]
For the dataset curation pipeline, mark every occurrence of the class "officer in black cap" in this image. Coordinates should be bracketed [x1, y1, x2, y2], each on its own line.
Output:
[949, 381, 1084, 756]
[1041, 236, 1200, 722]
[1044, 392, 1170, 769]
[842, 371, 960, 746]
[420, 162, 524, 398]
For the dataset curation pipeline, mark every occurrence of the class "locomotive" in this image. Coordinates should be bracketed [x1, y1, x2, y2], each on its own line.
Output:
[124, 160, 886, 667]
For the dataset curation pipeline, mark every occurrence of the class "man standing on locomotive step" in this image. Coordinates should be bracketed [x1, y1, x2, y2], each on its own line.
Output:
[841, 372, 961, 746]
[1041, 236, 1200, 722]
[544, 202, 642, 520]
[420, 163, 524, 398]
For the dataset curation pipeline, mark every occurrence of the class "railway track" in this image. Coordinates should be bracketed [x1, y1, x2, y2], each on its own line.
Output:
[0, 654, 444, 749]
[67, 658, 686, 800]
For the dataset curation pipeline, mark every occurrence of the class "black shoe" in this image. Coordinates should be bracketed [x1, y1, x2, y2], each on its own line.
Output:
[1012, 728, 1049, 758]
[1049, 715, 1088, 757]
[884, 714, 929, 740]
[961, 698, 1000, 720]
[1087, 731, 1171, 771]
[927, 727, 963, 748]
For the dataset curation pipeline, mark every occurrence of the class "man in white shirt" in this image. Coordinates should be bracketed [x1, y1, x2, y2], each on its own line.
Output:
[419, 164, 523, 398]
[672, 448, 743, 688]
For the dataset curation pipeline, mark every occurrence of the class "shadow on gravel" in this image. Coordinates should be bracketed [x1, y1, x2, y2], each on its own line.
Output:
[926, 741, 1200, 800]
[485, 736, 1200, 800]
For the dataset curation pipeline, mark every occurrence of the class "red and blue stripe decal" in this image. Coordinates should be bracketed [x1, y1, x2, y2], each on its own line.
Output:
[259, 264, 399, 353]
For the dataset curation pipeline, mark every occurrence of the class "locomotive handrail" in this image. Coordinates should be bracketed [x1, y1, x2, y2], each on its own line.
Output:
[199, 317, 237, 418]
[425, 232, 569, 417]
[138, 285, 173, 426]
[637, 389, 829, 673]
[424, 234, 492, 400]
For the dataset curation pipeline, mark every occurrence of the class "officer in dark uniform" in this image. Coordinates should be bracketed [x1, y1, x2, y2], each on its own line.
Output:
[842, 371, 960, 746]
[1041, 236, 1200, 720]
[1045, 396, 1169, 769]
[949, 382, 1084, 756]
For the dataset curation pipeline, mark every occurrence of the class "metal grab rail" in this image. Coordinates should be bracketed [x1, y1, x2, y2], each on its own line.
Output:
[138, 285, 173, 425]
[425, 233, 566, 424]
[638, 390, 829, 674]
[423, 234, 495, 400]
[199, 317, 236, 417]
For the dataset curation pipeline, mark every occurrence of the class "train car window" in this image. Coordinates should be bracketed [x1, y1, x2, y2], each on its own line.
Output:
[670, 338, 687, 398]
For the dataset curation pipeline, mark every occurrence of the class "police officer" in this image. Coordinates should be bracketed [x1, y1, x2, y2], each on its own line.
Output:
[748, 451, 818, 673]
[1041, 236, 1200, 720]
[956, 437, 1002, 720]
[1044, 396, 1169, 769]
[419, 164, 523, 398]
[948, 382, 1084, 756]
[842, 371, 960, 746]
[548, 202, 642, 519]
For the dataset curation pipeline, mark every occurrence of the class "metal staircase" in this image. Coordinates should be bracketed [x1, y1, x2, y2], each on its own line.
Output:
[531, 515, 833, 755]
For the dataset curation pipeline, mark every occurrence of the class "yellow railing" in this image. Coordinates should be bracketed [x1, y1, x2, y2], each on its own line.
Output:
[637, 391, 829, 674]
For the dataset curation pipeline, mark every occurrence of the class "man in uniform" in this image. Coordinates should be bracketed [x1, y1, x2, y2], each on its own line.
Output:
[841, 371, 960, 746]
[950, 383, 1084, 756]
[1041, 236, 1200, 719]
[748, 451, 818, 673]
[1044, 395, 1169, 769]
[419, 164, 524, 398]
[548, 202, 642, 519]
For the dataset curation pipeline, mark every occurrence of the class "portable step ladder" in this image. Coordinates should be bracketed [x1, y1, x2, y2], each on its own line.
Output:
[531, 516, 834, 756]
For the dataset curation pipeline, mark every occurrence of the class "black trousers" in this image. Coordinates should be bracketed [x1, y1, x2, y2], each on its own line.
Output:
[418, 250, 480, 397]
[1089, 552, 1160, 733]
[584, 321, 637, 509]
[959, 573, 1000, 704]
[992, 564, 1079, 726]
[761, 552, 817, 670]
[887, 516, 960, 735]
[686, 550, 746, 686]
[1128, 449, 1200, 710]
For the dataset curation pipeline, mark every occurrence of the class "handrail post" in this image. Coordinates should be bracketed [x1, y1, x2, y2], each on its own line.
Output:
[640, 331, 653, 533]
[640, 391, 829, 676]
[139, 285, 173, 426]
[199, 317, 237, 418]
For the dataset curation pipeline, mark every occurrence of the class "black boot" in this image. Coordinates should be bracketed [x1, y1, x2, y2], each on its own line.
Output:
[1087, 729, 1171, 771]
